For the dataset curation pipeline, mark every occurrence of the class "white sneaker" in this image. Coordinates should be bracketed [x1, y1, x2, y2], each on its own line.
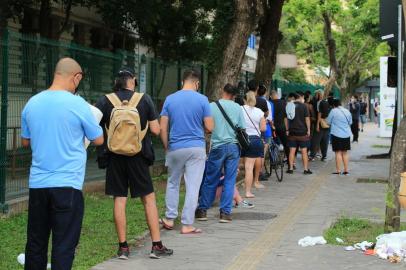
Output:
[236, 200, 255, 209]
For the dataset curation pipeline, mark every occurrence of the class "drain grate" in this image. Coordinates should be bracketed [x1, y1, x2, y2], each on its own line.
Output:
[229, 212, 277, 221]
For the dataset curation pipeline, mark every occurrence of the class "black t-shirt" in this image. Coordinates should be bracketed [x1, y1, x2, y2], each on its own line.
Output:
[288, 102, 309, 136]
[349, 102, 361, 120]
[271, 99, 287, 131]
[318, 100, 331, 119]
[256, 96, 269, 114]
[95, 89, 159, 162]
[360, 102, 367, 115]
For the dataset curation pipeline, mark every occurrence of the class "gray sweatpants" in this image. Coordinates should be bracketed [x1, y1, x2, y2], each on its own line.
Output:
[165, 147, 206, 225]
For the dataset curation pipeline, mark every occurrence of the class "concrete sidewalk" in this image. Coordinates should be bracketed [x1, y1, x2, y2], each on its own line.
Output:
[93, 123, 402, 270]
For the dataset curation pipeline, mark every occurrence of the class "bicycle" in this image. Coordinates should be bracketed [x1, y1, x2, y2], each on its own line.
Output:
[264, 138, 285, 182]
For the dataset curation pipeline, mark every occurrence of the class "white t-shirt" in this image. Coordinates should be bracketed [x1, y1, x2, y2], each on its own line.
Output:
[242, 105, 264, 136]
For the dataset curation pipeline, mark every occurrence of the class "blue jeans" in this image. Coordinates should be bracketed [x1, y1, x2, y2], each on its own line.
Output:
[198, 143, 240, 215]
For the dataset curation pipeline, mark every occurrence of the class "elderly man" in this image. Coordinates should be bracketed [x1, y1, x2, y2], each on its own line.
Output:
[21, 58, 104, 270]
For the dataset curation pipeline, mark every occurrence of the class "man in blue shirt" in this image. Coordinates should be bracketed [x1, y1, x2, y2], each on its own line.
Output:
[160, 69, 213, 234]
[21, 58, 103, 270]
[195, 84, 245, 223]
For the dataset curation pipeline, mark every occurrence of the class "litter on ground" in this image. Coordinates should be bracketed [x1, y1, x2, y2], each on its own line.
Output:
[298, 236, 327, 247]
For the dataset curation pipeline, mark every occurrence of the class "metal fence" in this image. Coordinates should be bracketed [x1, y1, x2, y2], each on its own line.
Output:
[0, 30, 206, 209]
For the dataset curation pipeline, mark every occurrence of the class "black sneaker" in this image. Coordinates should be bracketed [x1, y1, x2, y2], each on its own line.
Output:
[117, 246, 130, 260]
[219, 212, 232, 223]
[286, 169, 294, 174]
[150, 245, 173, 259]
[321, 157, 327, 162]
[304, 169, 313, 175]
[195, 209, 208, 221]
[259, 173, 269, 181]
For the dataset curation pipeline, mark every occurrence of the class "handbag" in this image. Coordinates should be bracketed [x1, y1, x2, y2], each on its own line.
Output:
[320, 118, 330, 129]
[215, 101, 250, 150]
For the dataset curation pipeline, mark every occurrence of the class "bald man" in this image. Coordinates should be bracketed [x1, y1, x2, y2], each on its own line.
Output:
[21, 57, 103, 270]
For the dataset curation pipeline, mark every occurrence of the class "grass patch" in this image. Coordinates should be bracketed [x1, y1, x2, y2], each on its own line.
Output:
[356, 178, 388, 184]
[0, 178, 184, 270]
[372, 144, 391, 149]
[324, 217, 406, 246]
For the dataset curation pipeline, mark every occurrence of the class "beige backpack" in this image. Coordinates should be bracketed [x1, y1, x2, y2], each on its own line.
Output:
[105, 93, 148, 156]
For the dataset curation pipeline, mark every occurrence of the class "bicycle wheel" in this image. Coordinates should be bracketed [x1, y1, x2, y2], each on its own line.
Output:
[274, 151, 285, 182]
[264, 145, 271, 175]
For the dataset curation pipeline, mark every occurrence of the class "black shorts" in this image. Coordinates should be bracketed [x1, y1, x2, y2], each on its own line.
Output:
[287, 136, 310, 149]
[331, 135, 351, 151]
[106, 153, 154, 198]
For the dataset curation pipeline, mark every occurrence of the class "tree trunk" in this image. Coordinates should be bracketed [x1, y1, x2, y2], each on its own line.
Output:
[39, 0, 52, 38]
[322, 11, 339, 97]
[254, 0, 285, 87]
[385, 117, 406, 232]
[206, 0, 263, 101]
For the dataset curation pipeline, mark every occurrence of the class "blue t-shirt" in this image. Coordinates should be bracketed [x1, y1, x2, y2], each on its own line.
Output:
[21, 90, 103, 190]
[160, 90, 211, 151]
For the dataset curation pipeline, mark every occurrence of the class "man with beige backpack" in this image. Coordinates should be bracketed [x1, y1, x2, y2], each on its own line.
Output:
[95, 67, 173, 260]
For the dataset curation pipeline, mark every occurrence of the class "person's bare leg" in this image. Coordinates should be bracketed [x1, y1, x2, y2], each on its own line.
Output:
[288, 147, 296, 170]
[301, 148, 309, 170]
[335, 151, 342, 173]
[141, 193, 161, 242]
[342, 151, 349, 173]
[254, 158, 264, 188]
[114, 197, 128, 243]
[244, 158, 255, 197]
[234, 186, 243, 205]
[262, 143, 269, 174]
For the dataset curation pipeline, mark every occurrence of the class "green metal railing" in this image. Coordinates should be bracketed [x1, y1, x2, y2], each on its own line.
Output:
[0, 30, 206, 209]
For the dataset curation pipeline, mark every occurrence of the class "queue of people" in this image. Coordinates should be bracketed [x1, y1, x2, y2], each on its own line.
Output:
[20, 57, 360, 269]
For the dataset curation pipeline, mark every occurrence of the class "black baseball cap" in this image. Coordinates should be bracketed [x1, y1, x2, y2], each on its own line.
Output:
[117, 67, 135, 78]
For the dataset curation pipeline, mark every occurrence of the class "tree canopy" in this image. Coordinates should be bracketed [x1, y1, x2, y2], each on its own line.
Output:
[283, 0, 390, 96]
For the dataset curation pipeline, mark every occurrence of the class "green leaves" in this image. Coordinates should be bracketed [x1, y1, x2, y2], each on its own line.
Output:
[282, 0, 389, 94]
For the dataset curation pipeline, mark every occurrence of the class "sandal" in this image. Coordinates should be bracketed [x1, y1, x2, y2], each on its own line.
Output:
[159, 218, 174, 230]
[180, 228, 202, 234]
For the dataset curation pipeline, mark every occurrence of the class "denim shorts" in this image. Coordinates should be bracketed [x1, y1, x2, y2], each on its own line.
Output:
[241, 136, 264, 158]
[360, 114, 367, 124]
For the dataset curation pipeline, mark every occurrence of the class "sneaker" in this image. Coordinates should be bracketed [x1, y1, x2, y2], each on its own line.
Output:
[308, 156, 315, 162]
[219, 212, 232, 223]
[236, 200, 255, 209]
[304, 169, 313, 175]
[316, 154, 322, 158]
[259, 173, 269, 181]
[286, 169, 294, 174]
[321, 157, 327, 162]
[150, 245, 173, 259]
[195, 209, 208, 221]
[117, 246, 130, 260]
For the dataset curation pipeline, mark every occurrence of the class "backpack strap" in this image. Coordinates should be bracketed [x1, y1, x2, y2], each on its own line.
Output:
[128, 93, 149, 140]
[128, 92, 144, 108]
[106, 93, 122, 107]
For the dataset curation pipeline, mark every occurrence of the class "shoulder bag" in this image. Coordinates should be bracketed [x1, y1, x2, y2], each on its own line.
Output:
[215, 101, 250, 150]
